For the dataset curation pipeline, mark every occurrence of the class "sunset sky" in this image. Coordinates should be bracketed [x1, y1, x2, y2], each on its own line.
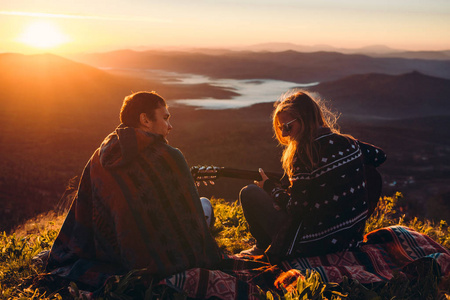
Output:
[1, 0, 449, 54]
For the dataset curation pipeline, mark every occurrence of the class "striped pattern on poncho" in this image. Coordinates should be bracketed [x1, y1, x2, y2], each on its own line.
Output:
[47, 125, 221, 289]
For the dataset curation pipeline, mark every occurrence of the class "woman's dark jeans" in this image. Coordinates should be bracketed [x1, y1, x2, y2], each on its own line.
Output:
[239, 184, 287, 249]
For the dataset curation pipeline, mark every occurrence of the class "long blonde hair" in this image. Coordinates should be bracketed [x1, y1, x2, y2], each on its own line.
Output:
[273, 91, 339, 177]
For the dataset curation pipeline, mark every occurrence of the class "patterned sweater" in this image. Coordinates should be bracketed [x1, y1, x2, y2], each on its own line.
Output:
[264, 128, 386, 262]
[47, 125, 221, 289]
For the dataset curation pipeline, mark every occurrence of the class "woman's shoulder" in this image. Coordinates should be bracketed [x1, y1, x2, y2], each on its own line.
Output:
[315, 130, 358, 148]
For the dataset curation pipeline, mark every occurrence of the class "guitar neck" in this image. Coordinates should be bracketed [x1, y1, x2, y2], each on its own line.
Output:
[218, 168, 283, 182]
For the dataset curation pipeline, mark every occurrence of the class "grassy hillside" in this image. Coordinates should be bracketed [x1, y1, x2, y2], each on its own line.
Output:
[0, 194, 449, 299]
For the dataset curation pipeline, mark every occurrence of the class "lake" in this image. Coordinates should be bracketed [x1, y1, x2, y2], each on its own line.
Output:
[115, 68, 319, 109]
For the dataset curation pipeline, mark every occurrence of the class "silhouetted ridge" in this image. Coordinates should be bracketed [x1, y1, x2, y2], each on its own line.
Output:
[0, 53, 126, 114]
[0, 53, 106, 77]
[69, 49, 450, 83]
[310, 71, 450, 118]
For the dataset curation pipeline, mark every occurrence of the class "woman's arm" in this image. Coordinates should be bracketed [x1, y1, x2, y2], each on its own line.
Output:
[358, 141, 387, 167]
[262, 160, 312, 214]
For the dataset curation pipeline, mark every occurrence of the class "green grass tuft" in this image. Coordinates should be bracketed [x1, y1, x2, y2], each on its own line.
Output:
[210, 197, 254, 254]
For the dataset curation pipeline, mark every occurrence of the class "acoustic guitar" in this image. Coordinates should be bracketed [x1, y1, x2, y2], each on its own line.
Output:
[190, 165, 287, 186]
[190, 165, 382, 217]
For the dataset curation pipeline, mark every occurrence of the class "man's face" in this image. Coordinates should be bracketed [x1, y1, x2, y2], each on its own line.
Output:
[144, 106, 173, 138]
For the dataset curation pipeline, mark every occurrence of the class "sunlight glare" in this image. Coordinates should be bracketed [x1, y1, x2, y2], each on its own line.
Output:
[17, 20, 70, 49]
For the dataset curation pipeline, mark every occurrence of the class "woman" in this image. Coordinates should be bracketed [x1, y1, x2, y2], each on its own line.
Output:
[239, 91, 386, 263]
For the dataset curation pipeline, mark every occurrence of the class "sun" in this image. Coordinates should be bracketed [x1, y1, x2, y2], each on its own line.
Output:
[17, 20, 70, 49]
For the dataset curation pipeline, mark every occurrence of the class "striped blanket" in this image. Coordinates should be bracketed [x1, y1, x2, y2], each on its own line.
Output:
[281, 225, 449, 284]
[156, 226, 450, 299]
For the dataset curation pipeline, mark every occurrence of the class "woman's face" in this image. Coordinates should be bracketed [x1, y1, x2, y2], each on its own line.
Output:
[277, 111, 300, 139]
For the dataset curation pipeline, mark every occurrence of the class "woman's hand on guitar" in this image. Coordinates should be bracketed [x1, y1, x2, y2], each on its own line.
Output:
[254, 168, 281, 211]
[254, 168, 269, 188]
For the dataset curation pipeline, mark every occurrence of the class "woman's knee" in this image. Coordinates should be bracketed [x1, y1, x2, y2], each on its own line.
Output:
[239, 184, 264, 207]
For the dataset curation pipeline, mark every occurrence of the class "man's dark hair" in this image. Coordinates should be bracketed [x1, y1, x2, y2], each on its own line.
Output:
[120, 91, 167, 127]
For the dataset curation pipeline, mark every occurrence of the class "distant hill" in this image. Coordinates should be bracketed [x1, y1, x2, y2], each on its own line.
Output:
[0, 53, 238, 114]
[308, 71, 450, 119]
[241, 43, 402, 55]
[236, 43, 450, 60]
[68, 49, 450, 83]
[371, 51, 450, 61]
[0, 53, 128, 114]
[126, 44, 450, 61]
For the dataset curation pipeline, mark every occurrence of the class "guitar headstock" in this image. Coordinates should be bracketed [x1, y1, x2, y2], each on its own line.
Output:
[190, 165, 223, 186]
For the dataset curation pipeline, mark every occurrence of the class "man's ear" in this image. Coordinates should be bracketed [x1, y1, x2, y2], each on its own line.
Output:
[139, 113, 152, 128]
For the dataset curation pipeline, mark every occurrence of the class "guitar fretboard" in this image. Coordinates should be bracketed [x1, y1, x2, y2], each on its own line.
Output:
[218, 168, 283, 182]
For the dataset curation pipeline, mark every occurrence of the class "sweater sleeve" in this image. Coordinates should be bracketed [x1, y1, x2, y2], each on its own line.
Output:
[357, 141, 387, 167]
[263, 179, 291, 208]
[263, 162, 311, 214]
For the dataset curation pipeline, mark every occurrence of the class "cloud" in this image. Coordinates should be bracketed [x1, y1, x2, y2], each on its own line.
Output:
[0, 11, 171, 23]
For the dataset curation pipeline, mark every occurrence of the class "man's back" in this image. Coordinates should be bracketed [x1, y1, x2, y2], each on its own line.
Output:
[46, 92, 221, 290]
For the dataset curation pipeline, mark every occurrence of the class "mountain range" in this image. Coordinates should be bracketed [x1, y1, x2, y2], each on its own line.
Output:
[69, 49, 450, 84]
[134, 43, 450, 60]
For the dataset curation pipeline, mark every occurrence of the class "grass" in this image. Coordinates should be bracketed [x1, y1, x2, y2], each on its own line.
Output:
[0, 212, 63, 299]
[1, 193, 449, 299]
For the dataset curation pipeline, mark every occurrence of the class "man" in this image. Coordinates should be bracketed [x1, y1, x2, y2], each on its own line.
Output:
[46, 91, 221, 290]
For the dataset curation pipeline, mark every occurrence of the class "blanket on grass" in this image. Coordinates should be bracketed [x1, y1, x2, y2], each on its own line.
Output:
[155, 226, 449, 299]
[280, 225, 449, 284]
[41, 224, 449, 298]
